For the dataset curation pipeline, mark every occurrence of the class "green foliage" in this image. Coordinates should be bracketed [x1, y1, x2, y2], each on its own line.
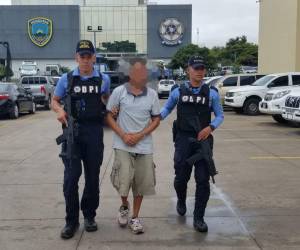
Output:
[99, 40, 137, 52]
[0, 64, 5, 80]
[0, 64, 13, 81]
[60, 66, 71, 74]
[169, 36, 258, 71]
[168, 44, 211, 69]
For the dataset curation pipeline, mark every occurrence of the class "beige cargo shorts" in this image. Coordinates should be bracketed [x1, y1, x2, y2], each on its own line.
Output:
[110, 149, 156, 197]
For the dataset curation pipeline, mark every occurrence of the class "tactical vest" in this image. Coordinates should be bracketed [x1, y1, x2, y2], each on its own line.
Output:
[176, 84, 211, 134]
[65, 71, 105, 123]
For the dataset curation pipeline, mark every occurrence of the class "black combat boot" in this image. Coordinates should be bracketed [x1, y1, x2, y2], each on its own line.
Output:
[176, 199, 187, 216]
[60, 223, 80, 239]
[193, 218, 208, 233]
[84, 218, 98, 232]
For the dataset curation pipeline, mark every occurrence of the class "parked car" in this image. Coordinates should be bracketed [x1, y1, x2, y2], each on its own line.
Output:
[259, 85, 300, 123]
[157, 79, 176, 98]
[19, 61, 39, 77]
[282, 88, 300, 124]
[203, 76, 223, 88]
[215, 74, 265, 104]
[225, 72, 300, 115]
[19, 76, 55, 110]
[51, 76, 61, 87]
[221, 66, 233, 75]
[240, 66, 257, 74]
[102, 71, 126, 93]
[0, 82, 35, 119]
[45, 64, 62, 76]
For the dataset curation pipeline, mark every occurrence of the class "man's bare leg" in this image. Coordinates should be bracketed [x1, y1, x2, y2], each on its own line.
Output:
[133, 195, 143, 218]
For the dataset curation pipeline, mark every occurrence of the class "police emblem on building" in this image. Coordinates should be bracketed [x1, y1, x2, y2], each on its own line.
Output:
[159, 18, 184, 46]
[28, 17, 53, 47]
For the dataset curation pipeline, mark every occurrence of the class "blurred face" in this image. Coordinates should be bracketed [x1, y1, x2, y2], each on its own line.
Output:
[187, 66, 206, 83]
[129, 62, 148, 86]
[76, 53, 96, 72]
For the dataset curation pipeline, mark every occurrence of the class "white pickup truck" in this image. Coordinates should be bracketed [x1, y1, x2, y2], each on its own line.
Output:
[259, 85, 300, 123]
[224, 73, 300, 115]
[282, 88, 300, 124]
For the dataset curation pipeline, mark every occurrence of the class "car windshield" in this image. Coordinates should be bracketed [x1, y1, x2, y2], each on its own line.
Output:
[0, 84, 10, 92]
[22, 65, 36, 70]
[160, 80, 174, 85]
[252, 75, 276, 86]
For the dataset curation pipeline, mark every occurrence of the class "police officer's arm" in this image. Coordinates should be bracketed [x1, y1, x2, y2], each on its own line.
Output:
[197, 89, 224, 140]
[52, 96, 67, 125]
[100, 73, 111, 105]
[135, 116, 160, 137]
[160, 88, 180, 120]
[52, 74, 68, 125]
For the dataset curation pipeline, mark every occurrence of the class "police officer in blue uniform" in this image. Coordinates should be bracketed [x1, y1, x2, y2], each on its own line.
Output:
[160, 56, 224, 232]
[52, 40, 110, 239]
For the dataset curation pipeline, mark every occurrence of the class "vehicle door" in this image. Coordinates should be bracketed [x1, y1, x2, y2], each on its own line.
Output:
[220, 76, 238, 100]
[16, 86, 30, 112]
[267, 75, 289, 89]
[240, 75, 256, 87]
[291, 75, 300, 86]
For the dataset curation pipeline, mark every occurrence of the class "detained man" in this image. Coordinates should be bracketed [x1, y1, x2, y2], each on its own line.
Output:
[106, 57, 160, 234]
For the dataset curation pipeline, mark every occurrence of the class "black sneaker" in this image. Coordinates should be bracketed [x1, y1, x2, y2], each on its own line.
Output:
[84, 218, 98, 232]
[193, 219, 208, 233]
[176, 200, 186, 216]
[60, 223, 79, 239]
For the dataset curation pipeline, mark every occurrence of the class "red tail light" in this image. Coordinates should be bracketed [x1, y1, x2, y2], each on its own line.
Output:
[0, 94, 9, 100]
[40, 85, 46, 94]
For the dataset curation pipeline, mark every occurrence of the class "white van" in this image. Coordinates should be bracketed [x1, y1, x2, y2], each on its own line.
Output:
[19, 61, 39, 77]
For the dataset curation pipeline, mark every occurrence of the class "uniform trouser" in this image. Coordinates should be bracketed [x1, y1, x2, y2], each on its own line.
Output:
[61, 122, 104, 225]
[173, 133, 210, 220]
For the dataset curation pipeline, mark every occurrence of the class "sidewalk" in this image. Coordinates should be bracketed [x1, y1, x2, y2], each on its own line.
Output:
[0, 109, 300, 250]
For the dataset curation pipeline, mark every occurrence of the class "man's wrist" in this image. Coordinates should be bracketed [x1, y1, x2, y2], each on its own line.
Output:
[140, 131, 146, 138]
[209, 124, 215, 131]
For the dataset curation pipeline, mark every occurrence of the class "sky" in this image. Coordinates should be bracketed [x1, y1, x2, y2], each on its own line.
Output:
[0, 0, 260, 48]
[155, 0, 259, 47]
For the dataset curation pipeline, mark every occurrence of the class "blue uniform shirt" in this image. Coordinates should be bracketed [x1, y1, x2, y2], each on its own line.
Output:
[160, 81, 224, 129]
[54, 67, 111, 98]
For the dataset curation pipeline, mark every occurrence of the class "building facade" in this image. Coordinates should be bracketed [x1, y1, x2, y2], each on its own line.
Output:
[1, 0, 191, 77]
[258, 0, 300, 74]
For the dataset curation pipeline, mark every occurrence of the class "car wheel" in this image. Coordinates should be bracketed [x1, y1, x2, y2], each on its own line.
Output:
[9, 103, 19, 119]
[272, 114, 288, 124]
[44, 97, 51, 110]
[243, 98, 260, 116]
[29, 102, 36, 114]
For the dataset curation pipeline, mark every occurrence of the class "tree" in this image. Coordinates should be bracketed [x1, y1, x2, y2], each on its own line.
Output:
[168, 44, 213, 70]
[0, 64, 5, 81]
[60, 66, 71, 74]
[224, 36, 258, 66]
[168, 36, 258, 72]
[99, 40, 137, 53]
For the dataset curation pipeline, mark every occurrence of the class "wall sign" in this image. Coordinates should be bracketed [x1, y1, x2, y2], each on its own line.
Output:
[28, 17, 53, 47]
[159, 18, 184, 46]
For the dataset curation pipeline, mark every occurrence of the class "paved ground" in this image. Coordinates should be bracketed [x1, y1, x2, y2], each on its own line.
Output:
[0, 103, 300, 250]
